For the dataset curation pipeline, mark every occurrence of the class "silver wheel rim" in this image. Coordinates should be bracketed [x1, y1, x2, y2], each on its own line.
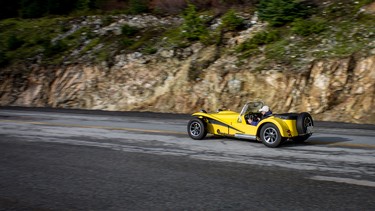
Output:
[304, 117, 313, 127]
[263, 127, 278, 144]
[190, 121, 201, 137]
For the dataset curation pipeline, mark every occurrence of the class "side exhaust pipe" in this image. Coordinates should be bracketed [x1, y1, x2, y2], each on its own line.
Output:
[234, 134, 257, 140]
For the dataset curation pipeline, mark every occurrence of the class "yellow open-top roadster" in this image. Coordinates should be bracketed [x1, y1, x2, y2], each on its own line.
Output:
[187, 101, 314, 147]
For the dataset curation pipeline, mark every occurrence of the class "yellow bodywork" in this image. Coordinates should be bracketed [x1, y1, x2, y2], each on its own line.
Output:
[192, 110, 298, 140]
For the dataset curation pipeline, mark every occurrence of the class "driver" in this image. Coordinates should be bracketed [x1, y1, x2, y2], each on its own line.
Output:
[247, 105, 272, 126]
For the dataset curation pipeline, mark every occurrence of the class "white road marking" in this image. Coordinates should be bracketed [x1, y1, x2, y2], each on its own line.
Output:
[310, 176, 375, 188]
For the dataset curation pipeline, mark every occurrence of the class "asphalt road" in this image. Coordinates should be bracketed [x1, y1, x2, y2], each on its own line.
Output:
[0, 107, 374, 210]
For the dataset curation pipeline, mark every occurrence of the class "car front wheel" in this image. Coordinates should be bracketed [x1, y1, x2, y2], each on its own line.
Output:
[187, 118, 207, 140]
[260, 123, 283, 148]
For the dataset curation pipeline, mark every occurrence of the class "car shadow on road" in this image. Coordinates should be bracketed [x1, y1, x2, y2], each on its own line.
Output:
[281, 136, 351, 148]
[200, 135, 352, 148]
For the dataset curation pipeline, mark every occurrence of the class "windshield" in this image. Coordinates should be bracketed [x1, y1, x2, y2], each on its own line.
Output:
[239, 101, 264, 116]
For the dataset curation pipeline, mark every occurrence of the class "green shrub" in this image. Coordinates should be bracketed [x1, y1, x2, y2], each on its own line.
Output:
[95, 49, 110, 63]
[43, 40, 68, 57]
[121, 38, 134, 47]
[238, 30, 279, 51]
[181, 4, 208, 41]
[200, 29, 223, 46]
[163, 27, 189, 48]
[221, 9, 244, 31]
[75, 0, 90, 11]
[251, 30, 280, 45]
[121, 24, 139, 36]
[237, 30, 280, 57]
[142, 45, 157, 55]
[102, 16, 114, 26]
[7, 35, 25, 50]
[257, 0, 311, 26]
[82, 38, 100, 53]
[265, 39, 290, 62]
[60, 24, 71, 33]
[20, 0, 47, 18]
[291, 18, 327, 36]
[128, 0, 149, 14]
[19, 0, 77, 18]
[239, 48, 261, 59]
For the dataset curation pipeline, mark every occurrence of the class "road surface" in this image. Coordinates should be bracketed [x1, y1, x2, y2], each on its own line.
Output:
[0, 107, 374, 210]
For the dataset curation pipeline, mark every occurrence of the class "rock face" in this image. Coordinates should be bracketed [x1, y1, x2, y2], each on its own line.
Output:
[0, 11, 374, 124]
[1, 47, 374, 124]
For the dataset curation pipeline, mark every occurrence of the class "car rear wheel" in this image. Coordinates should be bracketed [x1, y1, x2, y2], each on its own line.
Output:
[260, 123, 283, 148]
[296, 112, 314, 135]
[187, 118, 207, 140]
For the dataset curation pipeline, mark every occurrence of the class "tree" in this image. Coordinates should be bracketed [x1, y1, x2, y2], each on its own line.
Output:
[19, 0, 78, 18]
[47, 0, 77, 14]
[20, 0, 48, 18]
[181, 4, 208, 41]
[221, 9, 244, 31]
[75, 0, 90, 11]
[128, 0, 149, 14]
[258, 0, 311, 26]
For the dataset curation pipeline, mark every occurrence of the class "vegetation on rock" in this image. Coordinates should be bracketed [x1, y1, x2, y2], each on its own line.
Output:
[181, 4, 208, 41]
[257, 0, 312, 26]
[0, 0, 374, 123]
[221, 9, 245, 31]
[0, 0, 374, 70]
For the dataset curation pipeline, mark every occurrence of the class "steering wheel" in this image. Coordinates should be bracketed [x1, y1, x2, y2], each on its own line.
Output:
[245, 113, 256, 121]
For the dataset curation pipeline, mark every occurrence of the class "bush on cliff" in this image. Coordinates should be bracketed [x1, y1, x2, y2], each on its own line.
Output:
[181, 4, 208, 41]
[127, 0, 149, 14]
[221, 9, 245, 31]
[6, 35, 25, 51]
[121, 24, 139, 36]
[257, 0, 312, 26]
[291, 18, 327, 36]
[236, 30, 280, 58]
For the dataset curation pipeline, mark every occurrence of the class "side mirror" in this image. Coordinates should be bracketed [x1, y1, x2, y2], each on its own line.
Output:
[237, 116, 242, 123]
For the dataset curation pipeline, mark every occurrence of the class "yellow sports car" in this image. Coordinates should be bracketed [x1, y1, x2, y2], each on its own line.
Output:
[187, 101, 314, 147]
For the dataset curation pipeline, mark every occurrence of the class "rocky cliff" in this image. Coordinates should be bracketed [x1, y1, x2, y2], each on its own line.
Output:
[1, 44, 374, 124]
[1, 4, 375, 124]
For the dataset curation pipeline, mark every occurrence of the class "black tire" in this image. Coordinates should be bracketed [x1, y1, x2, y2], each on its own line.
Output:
[260, 123, 283, 148]
[187, 118, 207, 140]
[296, 112, 314, 134]
[293, 134, 312, 143]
